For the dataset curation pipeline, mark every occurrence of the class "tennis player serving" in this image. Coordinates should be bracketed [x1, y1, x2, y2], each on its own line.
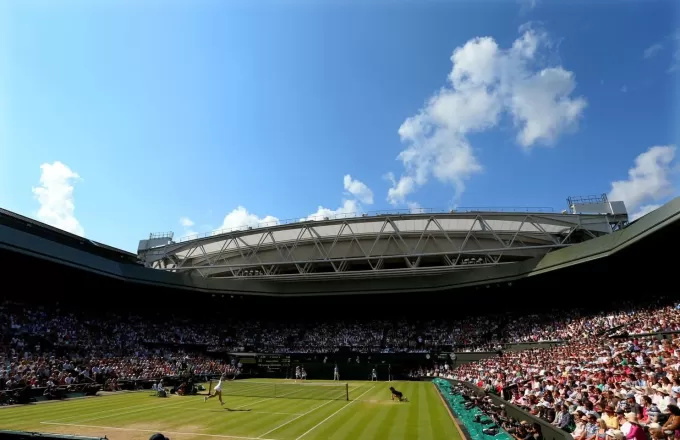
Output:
[204, 369, 235, 405]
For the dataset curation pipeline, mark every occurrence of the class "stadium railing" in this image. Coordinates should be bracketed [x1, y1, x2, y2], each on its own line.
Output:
[430, 378, 572, 440]
[209, 380, 349, 401]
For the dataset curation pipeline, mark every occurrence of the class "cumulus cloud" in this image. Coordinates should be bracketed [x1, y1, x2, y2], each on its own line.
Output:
[343, 174, 374, 205]
[608, 145, 676, 220]
[387, 25, 586, 205]
[385, 172, 416, 206]
[407, 201, 424, 213]
[179, 217, 197, 237]
[215, 207, 279, 232]
[32, 161, 85, 236]
[204, 175, 369, 236]
[303, 199, 360, 221]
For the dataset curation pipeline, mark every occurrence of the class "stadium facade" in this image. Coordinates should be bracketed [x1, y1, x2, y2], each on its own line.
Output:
[0, 196, 678, 298]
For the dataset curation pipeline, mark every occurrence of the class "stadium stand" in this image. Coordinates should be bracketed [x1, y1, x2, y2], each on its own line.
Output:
[0, 198, 678, 440]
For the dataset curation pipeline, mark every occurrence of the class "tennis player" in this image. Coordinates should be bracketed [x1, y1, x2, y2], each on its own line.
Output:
[205, 370, 233, 405]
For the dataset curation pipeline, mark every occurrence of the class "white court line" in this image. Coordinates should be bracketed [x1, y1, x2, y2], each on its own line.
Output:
[53, 387, 291, 424]
[48, 397, 198, 424]
[231, 387, 308, 409]
[232, 398, 272, 410]
[256, 399, 337, 439]
[236, 381, 348, 387]
[295, 386, 375, 440]
[39, 422, 278, 440]
[250, 411, 303, 416]
[183, 408, 302, 416]
[45, 396, 183, 422]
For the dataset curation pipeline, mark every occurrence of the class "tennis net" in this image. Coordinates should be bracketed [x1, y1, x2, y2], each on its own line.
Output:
[210, 380, 349, 401]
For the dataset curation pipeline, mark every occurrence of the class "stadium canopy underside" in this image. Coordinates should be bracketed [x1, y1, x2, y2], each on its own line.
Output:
[0, 198, 678, 296]
[138, 211, 626, 280]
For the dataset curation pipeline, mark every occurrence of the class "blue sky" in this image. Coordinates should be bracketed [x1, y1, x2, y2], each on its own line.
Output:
[0, 0, 678, 252]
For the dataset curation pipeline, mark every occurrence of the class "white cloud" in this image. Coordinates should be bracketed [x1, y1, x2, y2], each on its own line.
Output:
[608, 145, 676, 219]
[407, 201, 424, 214]
[518, 0, 539, 14]
[644, 32, 680, 73]
[343, 174, 374, 205]
[629, 204, 662, 221]
[32, 161, 85, 236]
[215, 206, 279, 232]
[388, 25, 586, 205]
[304, 175, 371, 220]
[385, 172, 416, 206]
[179, 217, 197, 237]
[205, 176, 367, 237]
[643, 43, 663, 59]
[304, 200, 360, 221]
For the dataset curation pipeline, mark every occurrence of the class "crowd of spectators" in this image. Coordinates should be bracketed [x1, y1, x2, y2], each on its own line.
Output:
[425, 300, 680, 439]
[1, 298, 679, 412]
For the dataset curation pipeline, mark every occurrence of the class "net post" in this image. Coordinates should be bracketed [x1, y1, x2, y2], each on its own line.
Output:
[345, 383, 349, 401]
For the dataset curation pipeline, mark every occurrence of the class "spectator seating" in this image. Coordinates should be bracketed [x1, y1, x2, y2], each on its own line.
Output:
[1, 297, 679, 422]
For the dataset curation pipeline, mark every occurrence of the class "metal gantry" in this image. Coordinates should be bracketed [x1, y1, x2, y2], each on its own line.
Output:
[138, 211, 627, 280]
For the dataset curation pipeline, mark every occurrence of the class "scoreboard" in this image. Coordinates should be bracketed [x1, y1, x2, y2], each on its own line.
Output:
[256, 355, 291, 367]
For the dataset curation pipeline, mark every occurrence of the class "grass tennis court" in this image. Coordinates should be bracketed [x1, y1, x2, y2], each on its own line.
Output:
[0, 380, 460, 440]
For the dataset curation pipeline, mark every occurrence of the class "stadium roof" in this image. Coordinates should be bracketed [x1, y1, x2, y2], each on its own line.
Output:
[138, 210, 625, 279]
[0, 207, 138, 263]
[0, 197, 678, 295]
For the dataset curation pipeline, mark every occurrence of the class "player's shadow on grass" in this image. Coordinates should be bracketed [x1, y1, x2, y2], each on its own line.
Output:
[225, 408, 252, 412]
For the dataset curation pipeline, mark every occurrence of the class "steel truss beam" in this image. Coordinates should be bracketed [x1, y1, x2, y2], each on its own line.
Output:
[139, 212, 622, 279]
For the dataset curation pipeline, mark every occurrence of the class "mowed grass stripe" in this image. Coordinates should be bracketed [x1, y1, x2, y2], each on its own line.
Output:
[63, 396, 200, 424]
[387, 382, 419, 437]
[266, 388, 368, 439]
[0, 392, 154, 421]
[86, 399, 199, 427]
[360, 390, 408, 440]
[256, 401, 340, 439]
[322, 395, 380, 440]
[257, 399, 347, 438]
[0, 380, 460, 440]
[349, 387, 404, 440]
[288, 385, 377, 439]
[418, 381, 435, 439]
[429, 384, 461, 440]
[236, 398, 337, 435]
[316, 385, 383, 439]
[154, 399, 227, 431]
[205, 398, 321, 437]
[0, 393, 168, 427]
[151, 398, 296, 437]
